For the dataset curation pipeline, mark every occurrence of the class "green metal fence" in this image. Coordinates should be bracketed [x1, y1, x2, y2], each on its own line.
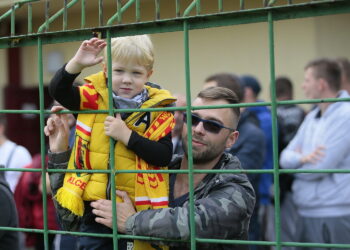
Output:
[1, 0, 350, 249]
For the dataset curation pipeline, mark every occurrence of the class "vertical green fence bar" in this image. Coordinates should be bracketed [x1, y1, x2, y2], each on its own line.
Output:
[183, 20, 196, 250]
[106, 30, 119, 250]
[117, 0, 122, 24]
[81, 0, 86, 28]
[28, 3, 32, 33]
[10, 6, 15, 36]
[268, 11, 282, 250]
[240, 0, 245, 10]
[37, 37, 49, 250]
[218, 0, 223, 12]
[45, 0, 49, 32]
[99, 0, 104, 26]
[176, 0, 180, 17]
[63, 0, 68, 30]
[196, 0, 201, 15]
[155, 0, 160, 20]
[135, 0, 140, 22]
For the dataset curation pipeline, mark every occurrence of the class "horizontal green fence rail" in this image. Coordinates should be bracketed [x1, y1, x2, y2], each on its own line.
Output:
[0, 1, 349, 48]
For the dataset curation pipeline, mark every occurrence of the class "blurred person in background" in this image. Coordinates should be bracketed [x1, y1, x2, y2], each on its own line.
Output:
[280, 58, 350, 249]
[271, 76, 306, 250]
[0, 114, 32, 192]
[240, 75, 274, 247]
[0, 165, 20, 250]
[276, 76, 305, 151]
[204, 73, 265, 250]
[14, 154, 59, 250]
[172, 93, 186, 155]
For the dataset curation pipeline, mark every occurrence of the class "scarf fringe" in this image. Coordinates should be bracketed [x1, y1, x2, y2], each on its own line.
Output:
[55, 187, 85, 217]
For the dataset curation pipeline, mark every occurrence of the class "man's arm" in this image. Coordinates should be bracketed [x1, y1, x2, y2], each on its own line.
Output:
[294, 114, 350, 180]
[127, 186, 253, 240]
[91, 181, 255, 243]
[47, 149, 81, 231]
[281, 112, 350, 180]
[45, 106, 81, 231]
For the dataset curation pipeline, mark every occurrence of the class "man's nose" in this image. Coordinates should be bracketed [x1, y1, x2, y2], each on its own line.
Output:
[193, 121, 205, 134]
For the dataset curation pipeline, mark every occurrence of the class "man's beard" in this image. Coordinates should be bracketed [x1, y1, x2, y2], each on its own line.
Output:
[182, 135, 225, 164]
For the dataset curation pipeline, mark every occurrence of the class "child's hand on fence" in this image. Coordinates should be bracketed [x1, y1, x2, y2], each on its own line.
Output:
[104, 113, 132, 145]
[66, 37, 107, 74]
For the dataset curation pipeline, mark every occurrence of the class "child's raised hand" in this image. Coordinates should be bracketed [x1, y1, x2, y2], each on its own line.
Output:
[104, 113, 132, 145]
[66, 37, 107, 74]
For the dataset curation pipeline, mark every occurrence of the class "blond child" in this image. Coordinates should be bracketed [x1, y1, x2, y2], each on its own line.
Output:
[49, 35, 175, 250]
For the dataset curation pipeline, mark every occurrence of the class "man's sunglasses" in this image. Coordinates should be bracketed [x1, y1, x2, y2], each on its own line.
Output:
[183, 113, 235, 134]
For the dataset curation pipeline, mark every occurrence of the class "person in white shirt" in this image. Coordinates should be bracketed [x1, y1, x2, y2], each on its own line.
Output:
[280, 58, 350, 249]
[0, 114, 32, 192]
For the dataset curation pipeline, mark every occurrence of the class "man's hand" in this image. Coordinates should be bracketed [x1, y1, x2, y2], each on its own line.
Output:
[65, 37, 107, 74]
[44, 106, 70, 153]
[300, 146, 325, 164]
[104, 113, 132, 145]
[91, 190, 136, 233]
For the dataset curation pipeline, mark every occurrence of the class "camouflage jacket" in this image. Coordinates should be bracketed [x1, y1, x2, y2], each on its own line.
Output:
[125, 153, 256, 250]
[48, 151, 255, 249]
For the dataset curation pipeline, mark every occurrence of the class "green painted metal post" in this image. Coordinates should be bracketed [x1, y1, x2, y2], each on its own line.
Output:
[37, 37, 49, 250]
[10, 6, 15, 36]
[183, 20, 196, 250]
[106, 30, 119, 250]
[28, 3, 32, 33]
[81, 0, 86, 28]
[63, 0, 68, 30]
[268, 10, 282, 250]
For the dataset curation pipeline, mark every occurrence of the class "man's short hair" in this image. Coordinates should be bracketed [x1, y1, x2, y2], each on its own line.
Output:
[197, 87, 240, 125]
[276, 76, 293, 100]
[305, 58, 341, 92]
[204, 73, 243, 102]
[240, 75, 261, 97]
[336, 57, 350, 82]
[106, 35, 154, 71]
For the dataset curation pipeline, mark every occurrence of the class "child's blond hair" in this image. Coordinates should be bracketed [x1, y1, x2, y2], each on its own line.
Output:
[105, 35, 154, 71]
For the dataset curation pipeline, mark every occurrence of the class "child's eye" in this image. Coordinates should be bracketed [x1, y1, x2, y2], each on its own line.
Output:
[133, 71, 142, 75]
[114, 69, 124, 73]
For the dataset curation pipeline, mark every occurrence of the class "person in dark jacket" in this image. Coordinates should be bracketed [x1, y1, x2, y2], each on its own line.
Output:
[0, 166, 20, 250]
[14, 155, 59, 250]
[46, 87, 256, 250]
[204, 73, 265, 249]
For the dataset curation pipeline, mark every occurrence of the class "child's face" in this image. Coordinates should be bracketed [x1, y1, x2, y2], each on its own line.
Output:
[105, 61, 152, 99]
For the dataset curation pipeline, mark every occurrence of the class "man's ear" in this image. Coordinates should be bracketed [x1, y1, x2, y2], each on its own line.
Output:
[0, 124, 4, 136]
[318, 78, 328, 91]
[226, 131, 239, 149]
